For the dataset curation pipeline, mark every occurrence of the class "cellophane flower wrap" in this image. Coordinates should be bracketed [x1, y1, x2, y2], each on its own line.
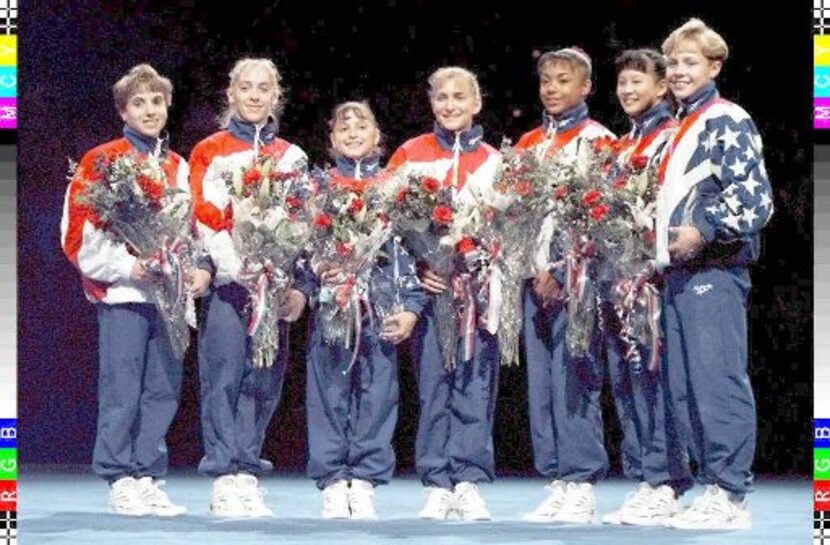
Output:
[72, 153, 195, 361]
[220, 153, 314, 368]
[307, 169, 393, 360]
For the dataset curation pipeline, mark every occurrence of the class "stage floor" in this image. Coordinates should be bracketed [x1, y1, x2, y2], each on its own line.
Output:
[19, 467, 810, 544]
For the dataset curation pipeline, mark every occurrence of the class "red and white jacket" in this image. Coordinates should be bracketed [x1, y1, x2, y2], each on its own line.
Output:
[189, 116, 307, 285]
[387, 123, 501, 207]
[514, 103, 616, 273]
[615, 101, 677, 169]
[387, 123, 503, 332]
[60, 128, 189, 304]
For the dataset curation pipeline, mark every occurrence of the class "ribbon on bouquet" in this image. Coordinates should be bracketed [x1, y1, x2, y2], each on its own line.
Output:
[564, 237, 596, 304]
[245, 261, 291, 368]
[141, 236, 194, 360]
[144, 237, 187, 302]
[477, 241, 501, 334]
[452, 272, 477, 364]
[247, 260, 275, 337]
[449, 241, 500, 365]
[614, 261, 662, 373]
[331, 274, 374, 376]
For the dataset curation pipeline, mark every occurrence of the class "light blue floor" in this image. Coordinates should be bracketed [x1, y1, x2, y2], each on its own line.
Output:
[19, 467, 810, 544]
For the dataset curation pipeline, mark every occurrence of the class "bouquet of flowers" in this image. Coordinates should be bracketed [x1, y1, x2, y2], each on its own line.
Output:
[602, 152, 662, 372]
[72, 153, 195, 361]
[307, 170, 392, 363]
[547, 135, 630, 357]
[382, 170, 471, 370]
[474, 141, 575, 365]
[221, 152, 314, 368]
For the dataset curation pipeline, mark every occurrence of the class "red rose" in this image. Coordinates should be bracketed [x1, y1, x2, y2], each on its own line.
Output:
[591, 136, 615, 153]
[644, 230, 656, 246]
[432, 205, 453, 225]
[136, 174, 164, 202]
[515, 180, 533, 196]
[514, 164, 530, 176]
[630, 155, 649, 171]
[271, 169, 298, 182]
[613, 178, 628, 190]
[396, 188, 408, 203]
[456, 236, 477, 254]
[581, 189, 602, 207]
[554, 186, 567, 199]
[243, 168, 262, 186]
[314, 213, 333, 229]
[286, 196, 302, 209]
[422, 177, 441, 193]
[336, 242, 353, 257]
[589, 204, 610, 222]
[348, 197, 365, 215]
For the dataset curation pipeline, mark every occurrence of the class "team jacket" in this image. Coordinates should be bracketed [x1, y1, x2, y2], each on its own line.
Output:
[317, 155, 427, 318]
[655, 82, 773, 271]
[189, 116, 315, 296]
[514, 102, 616, 278]
[61, 126, 189, 304]
[387, 123, 503, 331]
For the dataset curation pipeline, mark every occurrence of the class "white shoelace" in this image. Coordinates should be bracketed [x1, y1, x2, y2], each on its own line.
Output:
[424, 488, 454, 510]
[619, 485, 653, 513]
[537, 484, 566, 514]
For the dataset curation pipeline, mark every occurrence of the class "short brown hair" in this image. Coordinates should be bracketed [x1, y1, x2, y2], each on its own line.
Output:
[112, 64, 172, 113]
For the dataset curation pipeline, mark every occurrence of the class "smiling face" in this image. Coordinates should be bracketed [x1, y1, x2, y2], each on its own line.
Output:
[227, 63, 280, 125]
[666, 38, 721, 101]
[120, 87, 168, 138]
[430, 75, 481, 132]
[330, 109, 380, 159]
[538, 59, 590, 116]
[616, 67, 667, 117]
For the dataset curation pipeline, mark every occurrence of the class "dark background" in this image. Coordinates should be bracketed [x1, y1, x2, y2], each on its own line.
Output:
[19, 1, 812, 477]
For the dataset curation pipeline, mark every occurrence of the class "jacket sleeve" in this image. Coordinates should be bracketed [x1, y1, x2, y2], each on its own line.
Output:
[689, 110, 774, 245]
[60, 149, 137, 283]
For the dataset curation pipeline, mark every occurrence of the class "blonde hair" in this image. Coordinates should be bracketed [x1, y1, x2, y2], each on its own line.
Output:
[219, 57, 283, 128]
[662, 18, 729, 62]
[112, 64, 172, 113]
[537, 47, 592, 80]
[427, 66, 482, 106]
[328, 100, 383, 156]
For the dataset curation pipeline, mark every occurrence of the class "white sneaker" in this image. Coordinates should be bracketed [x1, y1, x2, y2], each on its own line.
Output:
[135, 476, 187, 517]
[664, 484, 751, 530]
[523, 480, 567, 523]
[454, 482, 491, 521]
[551, 482, 597, 524]
[620, 484, 681, 526]
[109, 476, 152, 516]
[236, 473, 274, 518]
[210, 475, 246, 518]
[321, 479, 350, 519]
[603, 482, 653, 525]
[418, 487, 456, 520]
[348, 479, 378, 520]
